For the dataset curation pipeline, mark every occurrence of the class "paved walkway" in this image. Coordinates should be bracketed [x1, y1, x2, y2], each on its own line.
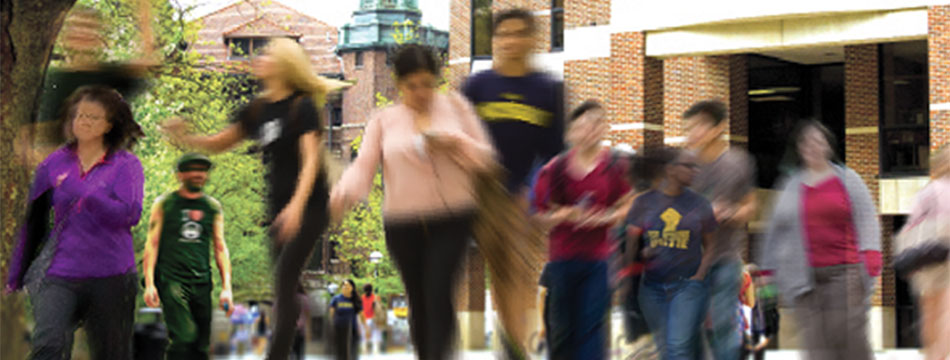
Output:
[215, 349, 926, 359]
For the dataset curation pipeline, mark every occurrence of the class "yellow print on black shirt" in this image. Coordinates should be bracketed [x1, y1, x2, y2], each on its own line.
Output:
[476, 100, 553, 127]
[647, 208, 690, 250]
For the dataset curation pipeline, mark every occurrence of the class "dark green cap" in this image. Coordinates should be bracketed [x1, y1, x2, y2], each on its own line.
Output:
[176, 153, 213, 172]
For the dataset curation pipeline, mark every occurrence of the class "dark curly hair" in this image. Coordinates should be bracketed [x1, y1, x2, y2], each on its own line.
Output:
[62, 85, 144, 152]
[392, 43, 441, 80]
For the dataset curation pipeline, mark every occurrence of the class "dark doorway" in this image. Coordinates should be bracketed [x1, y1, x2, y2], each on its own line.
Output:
[747, 55, 844, 189]
[892, 215, 922, 348]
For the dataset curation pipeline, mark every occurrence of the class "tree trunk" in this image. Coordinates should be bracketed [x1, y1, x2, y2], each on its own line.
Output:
[1, 0, 76, 358]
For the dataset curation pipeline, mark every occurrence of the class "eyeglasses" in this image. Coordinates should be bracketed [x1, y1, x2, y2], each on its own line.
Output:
[493, 30, 531, 39]
[75, 113, 105, 123]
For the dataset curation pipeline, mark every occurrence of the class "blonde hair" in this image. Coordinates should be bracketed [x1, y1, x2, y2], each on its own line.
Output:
[261, 38, 329, 108]
[932, 144, 950, 179]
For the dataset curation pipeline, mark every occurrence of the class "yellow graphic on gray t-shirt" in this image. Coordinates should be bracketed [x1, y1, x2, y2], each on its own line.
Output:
[647, 208, 690, 249]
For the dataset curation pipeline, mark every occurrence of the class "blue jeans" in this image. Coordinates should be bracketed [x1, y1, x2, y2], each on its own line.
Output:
[546, 260, 609, 360]
[705, 259, 742, 360]
[639, 278, 709, 360]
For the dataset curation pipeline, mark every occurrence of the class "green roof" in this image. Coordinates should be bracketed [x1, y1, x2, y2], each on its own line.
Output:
[338, 2, 447, 53]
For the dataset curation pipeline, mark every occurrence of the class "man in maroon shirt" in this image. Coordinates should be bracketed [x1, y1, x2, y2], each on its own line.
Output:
[533, 101, 634, 359]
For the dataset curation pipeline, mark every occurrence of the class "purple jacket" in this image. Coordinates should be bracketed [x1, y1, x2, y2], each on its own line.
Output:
[6, 146, 143, 291]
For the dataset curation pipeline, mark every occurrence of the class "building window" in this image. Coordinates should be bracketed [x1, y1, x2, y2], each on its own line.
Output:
[226, 37, 275, 60]
[355, 51, 364, 68]
[331, 106, 343, 126]
[552, 0, 564, 51]
[471, 0, 492, 58]
[880, 41, 929, 175]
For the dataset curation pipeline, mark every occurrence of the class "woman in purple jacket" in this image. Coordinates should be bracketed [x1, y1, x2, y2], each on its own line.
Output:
[5, 85, 145, 360]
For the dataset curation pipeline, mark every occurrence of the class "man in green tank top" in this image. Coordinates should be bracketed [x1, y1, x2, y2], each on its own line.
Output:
[143, 153, 233, 359]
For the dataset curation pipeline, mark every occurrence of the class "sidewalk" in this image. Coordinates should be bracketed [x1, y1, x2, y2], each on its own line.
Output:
[214, 349, 926, 359]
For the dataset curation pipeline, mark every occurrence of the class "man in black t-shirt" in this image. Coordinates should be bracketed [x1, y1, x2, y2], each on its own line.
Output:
[461, 9, 566, 358]
[463, 9, 565, 196]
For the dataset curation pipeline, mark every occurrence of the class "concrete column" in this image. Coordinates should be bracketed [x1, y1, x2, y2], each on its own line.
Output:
[661, 55, 745, 148]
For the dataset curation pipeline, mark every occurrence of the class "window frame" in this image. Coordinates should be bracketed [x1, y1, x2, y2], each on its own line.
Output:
[226, 37, 253, 60]
[551, 0, 564, 52]
[355, 51, 364, 69]
[878, 41, 930, 177]
[470, 0, 493, 60]
[225, 36, 299, 61]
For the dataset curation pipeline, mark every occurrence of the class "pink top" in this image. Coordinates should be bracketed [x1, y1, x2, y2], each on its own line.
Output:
[802, 177, 860, 268]
[906, 178, 950, 228]
[335, 92, 494, 220]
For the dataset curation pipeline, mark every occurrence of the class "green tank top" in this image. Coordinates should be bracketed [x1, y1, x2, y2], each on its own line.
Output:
[155, 191, 222, 283]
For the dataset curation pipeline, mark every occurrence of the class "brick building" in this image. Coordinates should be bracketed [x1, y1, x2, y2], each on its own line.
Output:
[448, 0, 950, 350]
[191, 0, 345, 141]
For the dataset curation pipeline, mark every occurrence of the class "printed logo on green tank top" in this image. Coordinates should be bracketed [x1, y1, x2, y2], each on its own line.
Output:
[156, 191, 222, 283]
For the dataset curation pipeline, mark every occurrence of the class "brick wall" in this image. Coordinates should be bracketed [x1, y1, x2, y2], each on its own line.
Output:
[729, 55, 749, 149]
[607, 31, 663, 150]
[930, 5, 950, 152]
[662, 55, 734, 146]
[564, 58, 611, 114]
[844, 44, 880, 208]
[449, 0, 471, 61]
[339, 50, 396, 159]
[877, 216, 896, 307]
[566, 0, 610, 28]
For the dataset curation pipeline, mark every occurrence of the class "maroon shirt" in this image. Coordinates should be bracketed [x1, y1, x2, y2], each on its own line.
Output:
[802, 177, 860, 267]
[533, 150, 630, 262]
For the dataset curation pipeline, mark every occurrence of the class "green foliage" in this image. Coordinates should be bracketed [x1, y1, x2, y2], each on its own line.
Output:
[74, 0, 272, 305]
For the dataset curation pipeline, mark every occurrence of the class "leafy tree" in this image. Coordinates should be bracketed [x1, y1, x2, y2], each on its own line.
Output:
[1, 0, 79, 355]
[69, 0, 274, 304]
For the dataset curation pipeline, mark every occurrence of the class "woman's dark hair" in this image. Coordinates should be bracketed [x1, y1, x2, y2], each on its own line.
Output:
[569, 100, 603, 125]
[62, 85, 143, 152]
[345, 279, 362, 312]
[392, 44, 440, 79]
[363, 283, 373, 295]
[493, 8, 535, 34]
[782, 119, 841, 170]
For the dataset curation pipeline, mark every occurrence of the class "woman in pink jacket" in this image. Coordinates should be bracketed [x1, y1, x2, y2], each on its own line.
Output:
[329, 44, 494, 360]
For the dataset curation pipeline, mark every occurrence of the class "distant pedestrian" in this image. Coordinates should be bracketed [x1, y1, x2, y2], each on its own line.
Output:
[330, 279, 363, 360]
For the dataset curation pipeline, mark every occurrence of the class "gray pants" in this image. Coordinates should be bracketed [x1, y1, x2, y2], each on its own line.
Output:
[793, 264, 872, 360]
[28, 272, 138, 360]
